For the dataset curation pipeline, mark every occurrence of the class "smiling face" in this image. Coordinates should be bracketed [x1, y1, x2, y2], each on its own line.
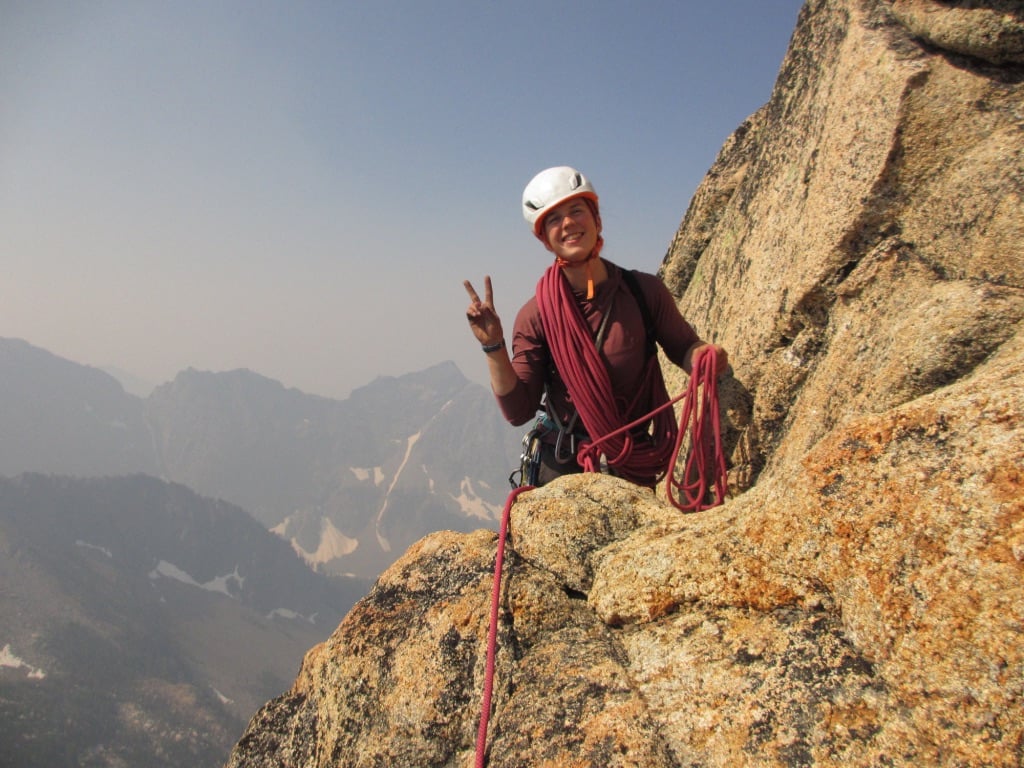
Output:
[540, 196, 601, 262]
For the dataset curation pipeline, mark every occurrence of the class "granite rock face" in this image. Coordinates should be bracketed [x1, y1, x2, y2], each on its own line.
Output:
[226, 1, 1023, 766]
[662, 0, 1023, 490]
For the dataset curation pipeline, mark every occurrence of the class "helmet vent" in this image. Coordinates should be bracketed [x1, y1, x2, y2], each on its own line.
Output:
[570, 173, 582, 190]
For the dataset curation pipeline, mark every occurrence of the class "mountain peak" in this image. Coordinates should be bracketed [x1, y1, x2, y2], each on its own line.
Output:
[350, 360, 468, 399]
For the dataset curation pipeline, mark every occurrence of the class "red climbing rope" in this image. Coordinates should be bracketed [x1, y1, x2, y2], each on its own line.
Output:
[475, 484, 532, 768]
[571, 343, 727, 512]
[473, 360, 725, 763]
[664, 345, 728, 512]
[536, 264, 678, 487]
[475, 266, 728, 765]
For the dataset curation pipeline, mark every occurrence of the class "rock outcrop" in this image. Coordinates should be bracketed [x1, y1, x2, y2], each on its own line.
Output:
[663, 0, 1023, 490]
[226, 1, 1022, 766]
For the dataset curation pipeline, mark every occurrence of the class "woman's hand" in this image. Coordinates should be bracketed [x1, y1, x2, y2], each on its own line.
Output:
[463, 276, 504, 347]
[463, 276, 519, 397]
[687, 342, 729, 376]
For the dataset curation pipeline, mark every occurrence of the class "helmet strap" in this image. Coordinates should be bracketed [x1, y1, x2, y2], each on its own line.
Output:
[555, 235, 604, 300]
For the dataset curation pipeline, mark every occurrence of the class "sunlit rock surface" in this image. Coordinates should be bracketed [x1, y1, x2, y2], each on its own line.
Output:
[226, 1, 1023, 765]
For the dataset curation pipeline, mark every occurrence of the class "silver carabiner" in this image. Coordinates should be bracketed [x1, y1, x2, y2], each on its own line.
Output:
[553, 410, 581, 464]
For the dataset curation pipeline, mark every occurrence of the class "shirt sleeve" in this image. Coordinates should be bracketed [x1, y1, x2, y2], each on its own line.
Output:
[493, 297, 548, 426]
[636, 271, 703, 368]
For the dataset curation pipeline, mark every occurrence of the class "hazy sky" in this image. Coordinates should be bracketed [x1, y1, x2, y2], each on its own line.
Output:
[2, 1, 803, 399]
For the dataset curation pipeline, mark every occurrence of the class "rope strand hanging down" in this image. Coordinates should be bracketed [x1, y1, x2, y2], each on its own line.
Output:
[474, 484, 531, 768]
[474, 348, 727, 765]
[665, 345, 728, 512]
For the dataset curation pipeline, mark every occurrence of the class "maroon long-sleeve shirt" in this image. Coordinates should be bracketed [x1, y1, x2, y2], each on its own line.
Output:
[496, 260, 701, 429]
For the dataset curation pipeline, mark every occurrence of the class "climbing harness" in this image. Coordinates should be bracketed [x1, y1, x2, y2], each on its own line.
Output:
[507, 412, 550, 488]
[509, 276, 619, 489]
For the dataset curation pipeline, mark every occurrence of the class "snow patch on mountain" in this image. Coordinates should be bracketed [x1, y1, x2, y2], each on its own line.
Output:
[452, 477, 499, 521]
[212, 686, 234, 706]
[287, 517, 360, 566]
[76, 539, 113, 558]
[267, 607, 319, 624]
[0, 644, 46, 679]
[375, 431, 422, 552]
[148, 561, 244, 597]
[350, 466, 385, 486]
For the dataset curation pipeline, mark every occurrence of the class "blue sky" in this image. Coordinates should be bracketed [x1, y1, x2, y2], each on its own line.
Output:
[2, 1, 803, 398]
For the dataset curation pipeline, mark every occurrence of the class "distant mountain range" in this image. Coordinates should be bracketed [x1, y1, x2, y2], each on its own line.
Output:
[0, 336, 523, 767]
[0, 472, 369, 768]
[0, 337, 521, 579]
[0, 338, 160, 478]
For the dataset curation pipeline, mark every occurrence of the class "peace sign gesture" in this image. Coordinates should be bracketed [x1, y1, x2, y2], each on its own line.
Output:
[463, 276, 504, 348]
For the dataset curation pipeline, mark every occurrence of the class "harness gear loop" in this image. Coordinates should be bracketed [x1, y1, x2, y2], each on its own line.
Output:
[553, 419, 580, 465]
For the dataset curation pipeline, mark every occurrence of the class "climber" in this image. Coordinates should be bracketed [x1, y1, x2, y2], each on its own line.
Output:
[463, 166, 728, 488]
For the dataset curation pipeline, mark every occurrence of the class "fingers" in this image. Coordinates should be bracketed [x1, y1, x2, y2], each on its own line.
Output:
[716, 347, 729, 375]
[464, 276, 495, 313]
[707, 344, 729, 375]
[464, 277, 493, 304]
[690, 342, 728, 376]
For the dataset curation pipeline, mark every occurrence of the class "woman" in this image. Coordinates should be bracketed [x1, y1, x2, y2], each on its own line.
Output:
[464, 166, 727, 487]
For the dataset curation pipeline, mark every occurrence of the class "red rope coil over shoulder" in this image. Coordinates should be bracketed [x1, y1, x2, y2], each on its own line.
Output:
[535, 263, 678, 487]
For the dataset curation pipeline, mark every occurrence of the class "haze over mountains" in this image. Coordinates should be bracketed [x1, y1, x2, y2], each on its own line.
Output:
[0, 336, 520, 578]
[0, 335, 522, 767]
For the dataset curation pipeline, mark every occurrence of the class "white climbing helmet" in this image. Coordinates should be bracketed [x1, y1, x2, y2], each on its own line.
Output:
[521, 166, 598, 237]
